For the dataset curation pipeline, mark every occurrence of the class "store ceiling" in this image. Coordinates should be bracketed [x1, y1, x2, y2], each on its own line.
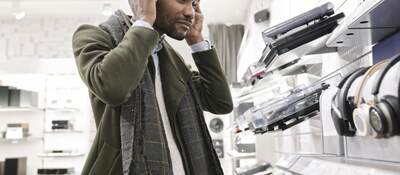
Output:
[0, 0, 251, 24]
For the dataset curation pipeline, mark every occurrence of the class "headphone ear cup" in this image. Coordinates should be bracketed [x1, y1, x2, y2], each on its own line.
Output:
[369, 103, 389, 138]
[381, 95, 400, 135]
[353, 104, 375, 137]
[330, 93, 356, 136]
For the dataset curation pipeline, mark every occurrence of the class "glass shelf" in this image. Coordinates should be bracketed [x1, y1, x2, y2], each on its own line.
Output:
[43, 130, 83, 134]
[0, 107, 44, 112]
[45, 107, 80, 112]
[227, 150, 256, 159]
[0, 137, 43, 144]
[38, 152, 85, 158]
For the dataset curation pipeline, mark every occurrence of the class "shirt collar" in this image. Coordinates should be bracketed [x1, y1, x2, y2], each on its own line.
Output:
[152, 34, 166, 55]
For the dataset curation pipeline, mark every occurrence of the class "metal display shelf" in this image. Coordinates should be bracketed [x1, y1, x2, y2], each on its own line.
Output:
[227, 150, 256, 159]
[45, 107, 80, 112]
[38, 152, 85, 158]
[0, 137, 43, 144]
[327, 0, 400, 47]
[275, 155, 400, 175]
[0, 107, 44, 112]
[43, 130, 83, 134]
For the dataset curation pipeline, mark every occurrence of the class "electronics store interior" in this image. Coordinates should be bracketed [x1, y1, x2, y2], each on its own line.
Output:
[0, 0, 400, 175]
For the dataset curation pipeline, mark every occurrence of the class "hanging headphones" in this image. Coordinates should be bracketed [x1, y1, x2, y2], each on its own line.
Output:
[369, 54, 400, 138]
[331, 67, 368, 136]
[352, 60, 388, 137]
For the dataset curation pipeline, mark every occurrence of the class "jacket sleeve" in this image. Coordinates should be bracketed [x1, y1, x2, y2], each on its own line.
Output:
[192, 48, 233, 114]
[72, 24, 159, 106]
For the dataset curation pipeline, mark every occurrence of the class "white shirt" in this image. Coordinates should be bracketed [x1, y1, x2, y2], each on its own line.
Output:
[132, 20, 211, 175]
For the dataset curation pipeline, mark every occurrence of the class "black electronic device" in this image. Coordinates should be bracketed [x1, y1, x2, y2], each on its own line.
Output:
[51, 120, 70, 130]
[37, 168, 74, 175]
[259, 13, 345, 70]
[8, 89, 38, 107]
[212, 139, 224, 158]
[0, 86, 9, 107]
[369, 53, 400, 137]
[330, 67, 368, 136]
[246, 83, 329, 134]
[254, 9, 270, 23]
[262, 2, 334, 40]
[4, 158, 26, 175]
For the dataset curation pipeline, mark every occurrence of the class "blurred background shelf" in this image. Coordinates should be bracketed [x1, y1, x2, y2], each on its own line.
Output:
[45, 107, 80, 112]
[38, 152, 85, 158]
[0, 137, 43, 144]
[0, 107, 44, 112]
[43, 130, 83, 134]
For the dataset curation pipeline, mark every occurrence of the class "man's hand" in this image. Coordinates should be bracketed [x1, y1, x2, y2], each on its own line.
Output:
[185, 0, 204, 45]
[128, 0, 157, 25]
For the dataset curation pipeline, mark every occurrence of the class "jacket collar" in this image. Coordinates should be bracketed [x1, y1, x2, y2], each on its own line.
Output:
[118, 9, 192, 118]
[157, 40, 192, 118]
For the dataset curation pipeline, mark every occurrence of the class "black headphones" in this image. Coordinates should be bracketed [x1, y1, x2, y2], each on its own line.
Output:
[331, 67, 368, 136]
[369, 54, 400, 138]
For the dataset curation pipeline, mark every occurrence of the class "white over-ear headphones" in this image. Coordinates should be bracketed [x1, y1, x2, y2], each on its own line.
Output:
[352, 60, 388, 137]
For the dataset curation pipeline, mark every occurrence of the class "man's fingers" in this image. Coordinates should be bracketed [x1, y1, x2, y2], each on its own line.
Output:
[194, 1, 202, 13]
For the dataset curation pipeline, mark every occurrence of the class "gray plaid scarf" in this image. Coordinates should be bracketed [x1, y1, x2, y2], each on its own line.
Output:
[100, 10, 224, 175]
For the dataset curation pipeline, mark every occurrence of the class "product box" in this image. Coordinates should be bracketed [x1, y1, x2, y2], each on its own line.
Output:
[8, 89, 38, 108]
[0, 86, 9, 107]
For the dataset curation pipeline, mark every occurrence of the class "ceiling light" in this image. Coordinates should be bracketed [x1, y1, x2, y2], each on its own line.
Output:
[13, 11, 26, 20]
[12, 0, 26, 20]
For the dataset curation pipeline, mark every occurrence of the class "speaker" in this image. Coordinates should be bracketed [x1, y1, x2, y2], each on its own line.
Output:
[209, 118, 224, 133]
[254, 9, 270, 23]
[212, 139, 224, 158]
[4, 157, 26, 175]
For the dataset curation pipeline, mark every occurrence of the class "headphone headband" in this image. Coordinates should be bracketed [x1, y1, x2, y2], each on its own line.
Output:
[371, 54, 400, 95]
[337, 67, 368, 120]
[337, 68, 365, 89]
[354, 60, 389, 106]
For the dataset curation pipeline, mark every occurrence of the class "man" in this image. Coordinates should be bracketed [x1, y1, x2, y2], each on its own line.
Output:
[72, 0, 233, 174]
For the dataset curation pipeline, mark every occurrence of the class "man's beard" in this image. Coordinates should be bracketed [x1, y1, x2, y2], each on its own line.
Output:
[154, 16, 191, 40]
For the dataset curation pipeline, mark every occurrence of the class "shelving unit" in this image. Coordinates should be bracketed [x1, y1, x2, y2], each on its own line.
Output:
[43, 130, 83, 134]
[0, 71, 91, 175]
[45, 107, 80, 112]
[0, 107, 44, 112]
[0, 90, 45, 175]
[39, 74, 91, 175]
[38, 152, 85, 158]
[0, 137, 43, 144]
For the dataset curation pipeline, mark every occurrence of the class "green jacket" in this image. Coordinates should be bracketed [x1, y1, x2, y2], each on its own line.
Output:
[72, 23, 233, 175]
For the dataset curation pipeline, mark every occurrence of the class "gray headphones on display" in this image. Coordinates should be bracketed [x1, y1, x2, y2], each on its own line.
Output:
[368, 54, 400, 138]
[352, 60, 388, 137]
[330, 67, 368, 136]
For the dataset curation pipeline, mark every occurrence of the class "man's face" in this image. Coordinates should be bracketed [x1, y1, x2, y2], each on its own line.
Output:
[154, 0, 196, 40]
